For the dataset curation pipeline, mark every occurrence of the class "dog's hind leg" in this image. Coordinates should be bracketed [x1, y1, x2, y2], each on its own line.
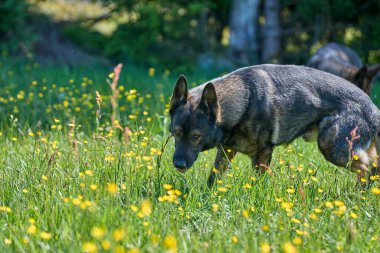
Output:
[351, 143, 379, 188]
[317, 114, 376, 188]
[207, 146, 237, 188]
[251, 145, 274, 174]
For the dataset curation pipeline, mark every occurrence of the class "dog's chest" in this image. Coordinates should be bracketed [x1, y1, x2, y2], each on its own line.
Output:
[221, 124, 259, 155]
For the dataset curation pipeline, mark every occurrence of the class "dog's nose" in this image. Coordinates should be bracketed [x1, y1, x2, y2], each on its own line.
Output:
[173, 158, 187, 170]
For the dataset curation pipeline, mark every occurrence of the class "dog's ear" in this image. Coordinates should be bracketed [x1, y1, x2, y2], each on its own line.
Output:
[200, 82, 219, 120]
[367, 64, 380, 80]
[355, 66, 368, 82]
[170, 75, 188, 109]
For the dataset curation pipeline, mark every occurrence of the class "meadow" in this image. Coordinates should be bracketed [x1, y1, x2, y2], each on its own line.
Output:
[1, 59, 380, 253]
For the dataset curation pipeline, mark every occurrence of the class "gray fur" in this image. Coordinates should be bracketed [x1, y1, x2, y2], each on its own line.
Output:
[170, 64, 380, 187]
[307, 43, 380, 94]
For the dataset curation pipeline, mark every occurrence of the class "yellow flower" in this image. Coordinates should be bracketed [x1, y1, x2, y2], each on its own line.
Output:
[163, 184, 173, 190]
[212, 204, 219, 213]
[353, 154, 359, 160]
[283, 242, 298, 253]
[4, 238, 12, 245]
[40, 231, 52, 240]
[291, 218, 301, 224]
[350, 212, 358, 219]
[371, 187, 380, 195]
[128, 248, 140, 253]
[85, 170, 94, 176]
[242, 210, 249, 218]
[286, 188, 295, 194]
[91, 227, 105, 239]
[131, 205, 139, 212]
[262, 225, 270, 232]
[231, 235, 238, 244]
[27, 225, 37, 234]
[141, 200, 152, 217]
[218, 187, 227, 193]
[83, 241, 98, 253]
[105, 155, 116, 161]
[101, 240, 111, 250]
[260, 242, 270, 253]
[293, 237, 302, 245]
[90, 184, 98, 190]
[281, 202, 293, 209]
[163, 235, 178, 253]
[41, 175, 48, 181]
[107, 183, 118, 194]
[325, 201, 333, 209]
[148, 67, 155, 77]
[112, 229, 125, 241]
[114, 246, 126, 253]
[334, 200, 345, 207]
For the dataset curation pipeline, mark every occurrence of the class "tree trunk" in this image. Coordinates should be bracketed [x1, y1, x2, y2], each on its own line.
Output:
[229, 0, 260, 65]
[261, 0, 280, 63]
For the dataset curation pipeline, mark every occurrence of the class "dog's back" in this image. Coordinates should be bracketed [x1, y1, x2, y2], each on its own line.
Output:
[190, 65, 379, 145]
[307, 43, 363, 82]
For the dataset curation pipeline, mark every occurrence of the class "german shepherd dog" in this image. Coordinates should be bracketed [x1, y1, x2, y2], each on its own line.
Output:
[307, 43, 380, 95]
[169, 64, 380, 188]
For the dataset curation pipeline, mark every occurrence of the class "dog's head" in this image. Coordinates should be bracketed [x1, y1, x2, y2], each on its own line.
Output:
[169, 75, 221, 173]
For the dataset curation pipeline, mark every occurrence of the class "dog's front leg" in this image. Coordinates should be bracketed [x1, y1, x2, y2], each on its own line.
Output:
[207, 146, 236, 188]
[251, 145, 273, 174]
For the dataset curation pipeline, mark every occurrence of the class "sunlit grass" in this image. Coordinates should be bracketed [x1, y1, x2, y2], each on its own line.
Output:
[1, 59, 380, 252]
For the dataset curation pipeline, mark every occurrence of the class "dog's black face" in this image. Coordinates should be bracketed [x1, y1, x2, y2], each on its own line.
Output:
[169, 75, 221, 173]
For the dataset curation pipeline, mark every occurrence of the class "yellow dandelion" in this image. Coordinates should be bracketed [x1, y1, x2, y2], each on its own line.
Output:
[231, 235, 238, 244]
[141, 200, 152, 217]
[40, 231, 52, 240]
[85, 170, 94, 176]
[27, 225, 37, 234]
[350, 212, 358, 219]
[261, 225, 270, 232]
[260, 242, 270, 253]
[91, 227, 105, 239]
[101, 240, 111, 250]
[212, 204, 219, 213]
[283, 242, 298, 253]
[291, 218, 301, 224]
[163, 184, 173, 190]
[4, 238, 12, 245]
[371, 187, 380, 195]
[148, 67, 155, 77]
[128, 248, 140, 253]
[82, 241, 98, 253]
[90, 184, 98, 190]
[163, 235, 178, 253]
[325, 201, 333, 209]
[286, 188, 295, 194]
[107, 183, 118, 194]
[218, 187, 228, 193]
[112, 229, 125, 241]
[105, 155, 116, 161]
[131, 205, 139, 212]
[293, 237, 302, 245]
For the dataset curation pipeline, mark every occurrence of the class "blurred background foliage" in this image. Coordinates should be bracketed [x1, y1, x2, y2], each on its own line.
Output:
[0, 0, 379, 71]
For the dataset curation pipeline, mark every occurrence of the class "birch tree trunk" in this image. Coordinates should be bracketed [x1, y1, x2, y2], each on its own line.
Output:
[229, 0, 260, 64]
[262, 0, 280, 63]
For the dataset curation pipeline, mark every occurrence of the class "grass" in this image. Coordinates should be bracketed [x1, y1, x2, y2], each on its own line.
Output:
[1, 59, 380, 253]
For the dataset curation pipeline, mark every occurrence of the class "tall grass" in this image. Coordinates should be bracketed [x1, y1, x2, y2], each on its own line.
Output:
[1, 59, 380, 252]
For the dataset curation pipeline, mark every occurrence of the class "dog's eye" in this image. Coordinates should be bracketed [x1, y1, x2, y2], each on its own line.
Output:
[174, 129, 182, 138]
[191, 134, 201, 141]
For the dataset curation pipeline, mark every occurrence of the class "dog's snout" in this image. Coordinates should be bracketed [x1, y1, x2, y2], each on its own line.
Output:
[173, 158, 187, 170]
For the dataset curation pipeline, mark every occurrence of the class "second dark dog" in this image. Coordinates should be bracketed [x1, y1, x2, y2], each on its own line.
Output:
[307, 42, 380, 94]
